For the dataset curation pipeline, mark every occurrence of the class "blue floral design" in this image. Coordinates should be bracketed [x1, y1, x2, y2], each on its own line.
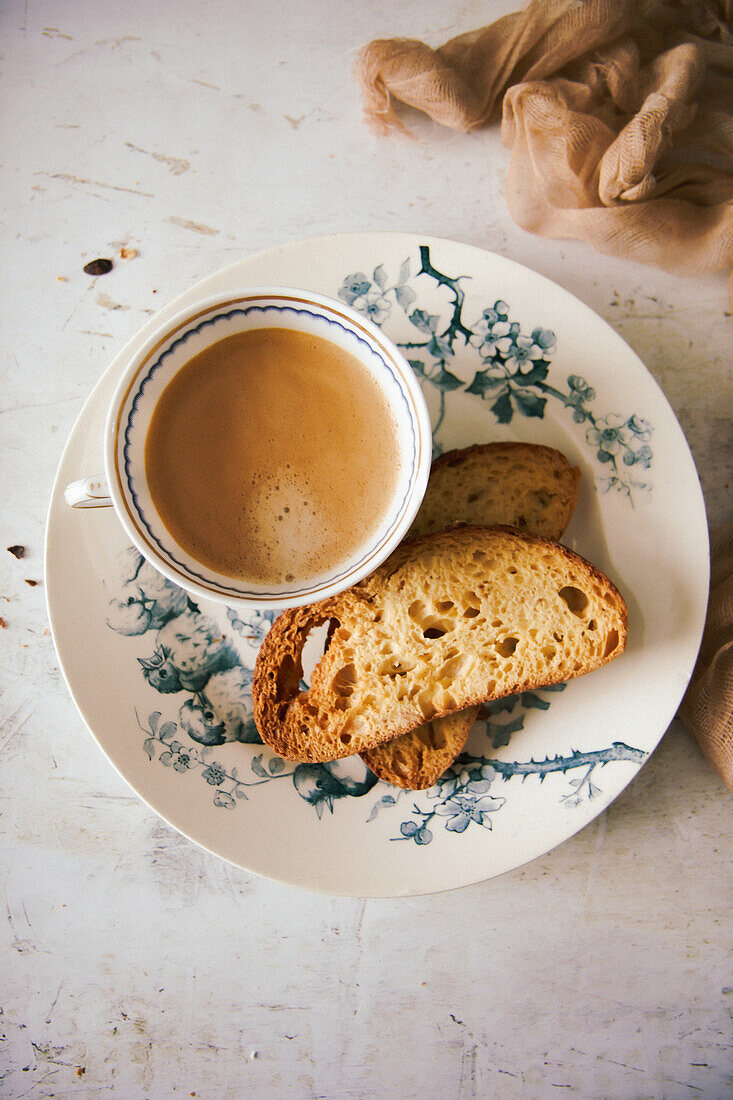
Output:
[383, 687, 647, 844]
[339, 273, 372, 304]
[110, 552, 382, 815]
[158, 740, 195, 772]
[136, 710, 295, 810]
[226, 606, 276, 643]
[292, 761, 378, 817]
[107, 550, 264, 752]
[338, 260, 416, 325]
[338, 246, 654, 496]
[391, 761, 506, 845]
[399, 820, 433, 845]
[202, 761, 227, 786]
[566, 375, 596, 421]
[435, 787, 505, 832]
[393, 742, 646, 845]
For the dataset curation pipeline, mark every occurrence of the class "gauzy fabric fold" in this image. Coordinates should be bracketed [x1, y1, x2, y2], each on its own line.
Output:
[680, 523, 733, 793]
[356, 0, 733, 300]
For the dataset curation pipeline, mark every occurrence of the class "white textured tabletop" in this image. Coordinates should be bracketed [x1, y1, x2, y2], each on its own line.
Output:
[2, 2, 732, 1097]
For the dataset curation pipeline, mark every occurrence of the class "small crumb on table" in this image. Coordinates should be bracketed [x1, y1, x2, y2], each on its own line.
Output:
[83, 258, 113, 276]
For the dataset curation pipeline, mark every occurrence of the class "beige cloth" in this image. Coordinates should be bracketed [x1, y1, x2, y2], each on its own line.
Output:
[356, 1, 733, 789]
[357, 0, 733, 299]
[680, 524, 733, 792]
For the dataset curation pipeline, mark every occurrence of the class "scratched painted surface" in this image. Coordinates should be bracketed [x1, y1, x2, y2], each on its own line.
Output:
[1, 1, 732, 1097]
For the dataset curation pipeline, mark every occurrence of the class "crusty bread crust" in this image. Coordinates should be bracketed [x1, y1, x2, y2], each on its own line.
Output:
[252, 525, 627, 764]
[360, 708, 478, 789]
[409, 442, 580, 542]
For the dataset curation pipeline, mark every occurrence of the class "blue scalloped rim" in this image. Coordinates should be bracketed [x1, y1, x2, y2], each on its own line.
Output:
[121, 304, 417, 598]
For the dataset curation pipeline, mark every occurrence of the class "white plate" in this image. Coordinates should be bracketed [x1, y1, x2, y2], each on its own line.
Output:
[46, 233, 709, 897]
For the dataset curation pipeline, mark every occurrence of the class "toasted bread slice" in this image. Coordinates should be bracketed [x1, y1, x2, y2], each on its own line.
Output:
[252, 525, 627, 764]
[360, 707, 478, 789]
[409, 442, 580, 542]
[361, 442, 580, 789]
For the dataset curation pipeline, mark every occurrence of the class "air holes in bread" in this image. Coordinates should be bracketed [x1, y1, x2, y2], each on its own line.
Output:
[437, 652, 466, 685]
[378, 656, 416, 678]
[300, 618, 340, 686]
[276, 653, 301, 701]
[603, 628, 620, 658]
[408, 599, 427, 623]
[417, 687, 438, 721]
[496, 637, 518, 658]
[342, 714, 368, 739]
[332, 662, 357, 700]
[462, 590, 481, 618]
[559, 585, 589, 617]
[408, 599, 455, 639]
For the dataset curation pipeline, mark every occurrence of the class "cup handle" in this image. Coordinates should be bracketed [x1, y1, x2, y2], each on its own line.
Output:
[64, 475, 113, 508]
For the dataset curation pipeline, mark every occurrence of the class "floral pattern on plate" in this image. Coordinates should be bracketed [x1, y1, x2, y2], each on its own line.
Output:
[339, 246, 653, 500]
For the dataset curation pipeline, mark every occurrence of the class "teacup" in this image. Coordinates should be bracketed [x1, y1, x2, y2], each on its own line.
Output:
[65, 287, 432, 610]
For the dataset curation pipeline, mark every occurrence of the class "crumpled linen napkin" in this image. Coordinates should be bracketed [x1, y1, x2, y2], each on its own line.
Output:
[356, 0, 733, 301]
[679, 524, 733, 793]
[356, 0, 733, 789]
